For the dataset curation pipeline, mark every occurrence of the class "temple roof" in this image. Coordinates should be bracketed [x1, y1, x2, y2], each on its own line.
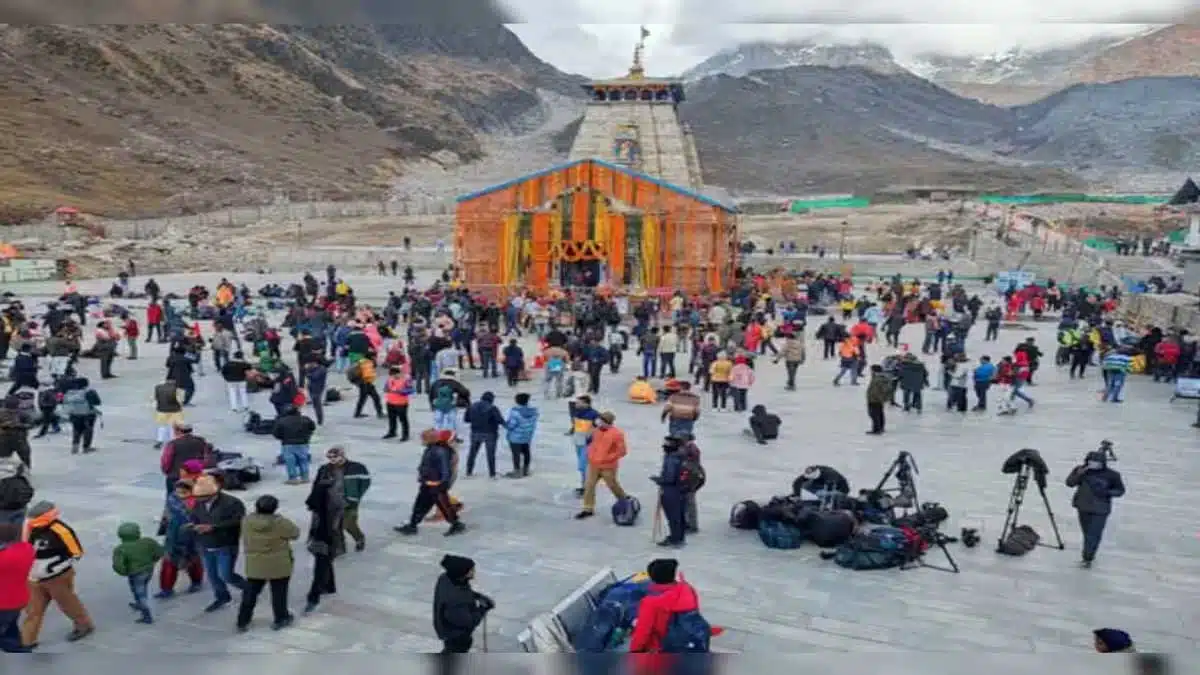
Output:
[455, 158, 738, 213]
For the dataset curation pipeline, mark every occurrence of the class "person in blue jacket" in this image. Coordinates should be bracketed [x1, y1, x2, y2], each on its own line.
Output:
[971, 355, 996, 411]
[463, 392, 506, 478]
[651, 437, 689, 548]
[504, 393, 539, 478]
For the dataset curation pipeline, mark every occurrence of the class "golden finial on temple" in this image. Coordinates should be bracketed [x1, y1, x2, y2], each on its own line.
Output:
[628, 25, 649, 79]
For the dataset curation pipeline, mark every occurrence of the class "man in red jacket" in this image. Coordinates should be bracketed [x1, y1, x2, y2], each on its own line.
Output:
[0, 522, 35, 652]
[629, 558, 700, 654]
[146, 301, 164, 344]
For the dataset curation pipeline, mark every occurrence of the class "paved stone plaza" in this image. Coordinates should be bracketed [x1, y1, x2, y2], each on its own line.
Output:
[7, 272, 1198, 665]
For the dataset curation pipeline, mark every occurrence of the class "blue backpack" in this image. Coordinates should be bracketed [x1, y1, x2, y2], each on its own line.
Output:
[661, 610, 712, 653]
[611, 496, 641, 526]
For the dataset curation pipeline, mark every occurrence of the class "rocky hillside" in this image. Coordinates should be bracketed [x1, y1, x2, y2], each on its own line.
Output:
[0, 23, 582, 220]
[680, 66, 1200, 195]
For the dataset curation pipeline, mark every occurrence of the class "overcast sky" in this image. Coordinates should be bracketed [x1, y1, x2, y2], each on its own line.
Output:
[503, 0, 1191, 77]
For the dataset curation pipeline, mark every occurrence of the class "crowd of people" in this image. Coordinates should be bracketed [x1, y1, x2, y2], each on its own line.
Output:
[0, 260, 1166, 656]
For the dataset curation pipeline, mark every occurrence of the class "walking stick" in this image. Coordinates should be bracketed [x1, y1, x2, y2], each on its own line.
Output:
[481, 614, 489, 653]
[651, 488, 663, 543]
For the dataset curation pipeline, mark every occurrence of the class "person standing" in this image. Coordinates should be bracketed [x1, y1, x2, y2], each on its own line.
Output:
[123, 314, 140, 360]
[272, 405, 317, 485]
[574, 412, 629, 520]
[658, 326, 678, 378]
[303, 360, 329, 426]
[945, 357, 969, 413]
[303, 471, 344, 614]
[464, 392, 506, 478]
[504, 393, 538, 478]
[707, 352, 733, 410]
[0, 448, 33, 527]
[501, 339, 524, 387]
[60, 376, 101, 455]
[21, 501, 94, 647]
[110, 522, 164, 625]
[237, 494, 299, 632]
[315, 447, 371, 552]
[153, 378, 185, 448]
[432, 554, 493, 654]
[865, 364, 890, 435]
[972, 355, 995, 411]
[639, 328, 660, 378]
[569, 395, 600, 495]
[382, 366, 412, 441]
[651, 439, 688, 548]
[156, 480, 204, 598]
[394, 429, 466, 537]
[0, 522, 35, 652]
[220, 351, 253, 414]
[661, 381, 701, 438]
[189, 478, 246, 613]
[349, 356, 384, 419]
[1066, 450, 1125, 568]
[729, 355, 755, 413]
[775, 331, 805, 390]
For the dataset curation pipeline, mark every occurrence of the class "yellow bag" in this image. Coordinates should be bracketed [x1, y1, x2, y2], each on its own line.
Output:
[1130, 354, 1146, 374]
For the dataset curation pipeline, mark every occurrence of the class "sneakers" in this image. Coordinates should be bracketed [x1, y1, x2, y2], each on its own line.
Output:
[394, 524, 418, 536]
[186, 582, 204, 594]
[444, 521, 466, 537]
[204, 598, 231, 613]
[574, 510, 594, 520]
[272, 615, 295, 631]
[354, 540, 366, 552]
[154, 590, 174, 600]
[656, 539, 684, 548]
[135, 613, 154, 625]
[504, 471, 523, 479]
[66, 625, 94, 642]
[304, 600, 319, 614]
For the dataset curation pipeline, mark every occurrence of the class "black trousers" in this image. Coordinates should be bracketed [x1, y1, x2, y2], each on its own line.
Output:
[587, 363, 603, 394]
[901, 388, 922, 411]
[505, 367, 520, 387]
[509, 442, 531, 474]
[467, 433, 498, 477]
[867, 402, 885, 433]
[355, 384, 383, 416]
[823, 340, 837, 359]
[237, 577, 290, 627]
[660, 488, 687, 544]
[973, 382, 989, 409]
[306, 554, 336, 604]
[1069, 355, 1088, 378]
[784, 361, 800, 389]
[386, 404, 410, 438]
[710, 382, 729, 408]
[70, 414, 96, 449]
[99, 353, 115, 378]
[441, 636, 473, 654]
[439, 637, 474, 675]
[947, 386, 968, 412]
[35, 407, 60, 435]
[409, 484, 457, 526]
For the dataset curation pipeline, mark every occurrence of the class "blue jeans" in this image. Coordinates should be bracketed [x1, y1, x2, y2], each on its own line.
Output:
[434, 409, 458, 437]
[574, 443, 588, 485]
[280, 444, 311, 481]
[202, 546, 245, 603]
[642, 351, 657, 377]
[1078, 511, 1109, 562]
[1102, 372, 1126, 402]
[1010, 382, 1034, 405]
[128, 570, 152, 617]
[668, 418, 695, 438]
[0, 609, 27, 652]
[833, 365, 858, 385]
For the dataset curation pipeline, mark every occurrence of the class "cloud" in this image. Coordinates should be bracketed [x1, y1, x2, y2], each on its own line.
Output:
[504, 0, 1193, 76]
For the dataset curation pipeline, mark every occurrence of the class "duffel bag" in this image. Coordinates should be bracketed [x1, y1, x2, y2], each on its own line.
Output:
[729, 500, 761, 530]
[833, 526, 908, 570]
[611, 496, 641, 527]
[997, 525, 1040, 556]
[757, 518, 807, 550]
[808, 510, 858, 548]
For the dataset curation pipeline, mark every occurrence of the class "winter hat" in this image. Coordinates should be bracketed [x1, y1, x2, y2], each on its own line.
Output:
[440, 554, 475, 581]
[27, 501, 56, 519]
[515, 393, 530, 405]
[647, 558, 678, 584]
[734, 356, 748, 365]
[181, 459, 206, 477]
[482, 392, 495, 403]
[599, 411, 616, 425]
[1093, 628, 1133, 652]
[436, 429, 456, 444]
[420, 429, 440, 445]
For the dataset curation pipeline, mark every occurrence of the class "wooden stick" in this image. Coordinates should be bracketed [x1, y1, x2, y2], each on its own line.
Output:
[651, 490, 663, 543]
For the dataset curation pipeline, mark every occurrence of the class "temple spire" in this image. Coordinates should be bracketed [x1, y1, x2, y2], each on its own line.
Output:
[628, 25, 649, 79]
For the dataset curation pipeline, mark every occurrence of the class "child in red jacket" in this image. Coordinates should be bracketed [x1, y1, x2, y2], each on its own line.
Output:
[0, 522, 36, 652]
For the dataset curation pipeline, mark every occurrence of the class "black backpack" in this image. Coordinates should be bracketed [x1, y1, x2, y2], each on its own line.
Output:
[997, 525, 1040, 556]
[679, 449, 705, 493]
[729, 500, 761, 530]
[0, 474, 34, 511]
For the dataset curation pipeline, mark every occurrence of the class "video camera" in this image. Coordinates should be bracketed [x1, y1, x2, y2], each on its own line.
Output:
[894, 502, 949, 531]
[1001, 448, 1050, 490]
[1097, 439, 1118, 463]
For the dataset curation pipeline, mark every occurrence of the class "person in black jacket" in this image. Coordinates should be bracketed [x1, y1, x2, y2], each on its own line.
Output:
[190, 479, 246, 612]
[220, 351, 253, 413]
[1066, 451, 1125, 568]
[304, 361, 329, 426]
[433, 554, 493, 654]
[6, 344, 39, 396]
[0, 449, 33, 526]
[746, 404, 781, 445]
[272, 406, 317, 485]
[303, 473, 343, 614]
[650, 439, 688, 548]
[395, 430, 465, 537]
[165, 347, 196, 405]
[463, 392, 506, 478]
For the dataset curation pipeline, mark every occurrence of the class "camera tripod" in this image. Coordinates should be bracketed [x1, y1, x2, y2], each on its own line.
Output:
[873, 451, 920, 515]
[901, 528, 961, 574]
[996, 464, 1065, 552]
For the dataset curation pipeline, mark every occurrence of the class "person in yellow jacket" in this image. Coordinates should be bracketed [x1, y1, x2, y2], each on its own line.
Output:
[708, 351, 734, 410]
[839, 298, 855, 320]
[351, 357, 383, 418]
[628, 376, 656, 404]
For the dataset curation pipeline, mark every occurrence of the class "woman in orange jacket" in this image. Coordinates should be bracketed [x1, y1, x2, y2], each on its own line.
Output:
[382, 366, 411, 441]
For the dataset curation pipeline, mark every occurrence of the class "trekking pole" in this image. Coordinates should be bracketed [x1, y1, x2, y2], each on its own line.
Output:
[481, 614, 489, 653]
[651, 489, 663, 543]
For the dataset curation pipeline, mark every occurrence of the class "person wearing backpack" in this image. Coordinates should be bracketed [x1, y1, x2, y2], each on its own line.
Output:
[651, 438, 691, 548]
[429, 369, 470, 441]
[0, 449, 33, 527]
[61, 377, 101, 455]
[629, 558, 711, 655]
[394, 429, 465, 537]
[350, 357, 384, 419]
[33, 387, 61, 439]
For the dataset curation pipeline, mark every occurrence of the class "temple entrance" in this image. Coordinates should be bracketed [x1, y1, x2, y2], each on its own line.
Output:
[559, 259, 602, 288]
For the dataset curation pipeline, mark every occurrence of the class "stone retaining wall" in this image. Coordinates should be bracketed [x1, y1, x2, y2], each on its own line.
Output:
[1120, 293, 1200, 332]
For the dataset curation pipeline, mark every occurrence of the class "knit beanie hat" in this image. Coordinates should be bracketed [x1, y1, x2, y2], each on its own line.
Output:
[647, 558, 678, 584]
[1093, 628, 1133, 652]
[440, 554, 475, 581]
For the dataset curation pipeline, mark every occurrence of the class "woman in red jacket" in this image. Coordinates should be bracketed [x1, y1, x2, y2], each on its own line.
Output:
[0, 522, 35, 652]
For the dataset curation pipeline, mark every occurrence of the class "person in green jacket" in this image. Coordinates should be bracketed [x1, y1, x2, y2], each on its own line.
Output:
[237, 495, 300, 633]
[112, 522, 165, 624]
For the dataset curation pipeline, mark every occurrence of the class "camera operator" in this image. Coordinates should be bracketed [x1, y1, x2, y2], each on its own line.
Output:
[1065, 450, 1125, 568]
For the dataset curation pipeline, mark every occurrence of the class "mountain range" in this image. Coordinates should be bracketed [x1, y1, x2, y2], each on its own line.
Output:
[681, 25, 1200, 105]
[1, 21, 1198, 217]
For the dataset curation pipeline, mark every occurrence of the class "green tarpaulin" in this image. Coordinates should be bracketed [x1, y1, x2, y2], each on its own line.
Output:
[789, 197, 871, 212]
[979, 194, 1169, 205]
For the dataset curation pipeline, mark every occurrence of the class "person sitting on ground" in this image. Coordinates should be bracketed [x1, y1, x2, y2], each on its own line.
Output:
[794, 465, 851, 498]
[746, 404, 781, 445]
[628, 376, 656, 404]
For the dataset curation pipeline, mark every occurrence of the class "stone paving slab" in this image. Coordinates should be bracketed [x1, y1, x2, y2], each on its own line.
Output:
[8, 280, 1199, 662]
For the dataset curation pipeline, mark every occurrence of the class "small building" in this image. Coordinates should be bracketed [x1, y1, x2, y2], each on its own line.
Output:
[454, 158, 739, 294]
